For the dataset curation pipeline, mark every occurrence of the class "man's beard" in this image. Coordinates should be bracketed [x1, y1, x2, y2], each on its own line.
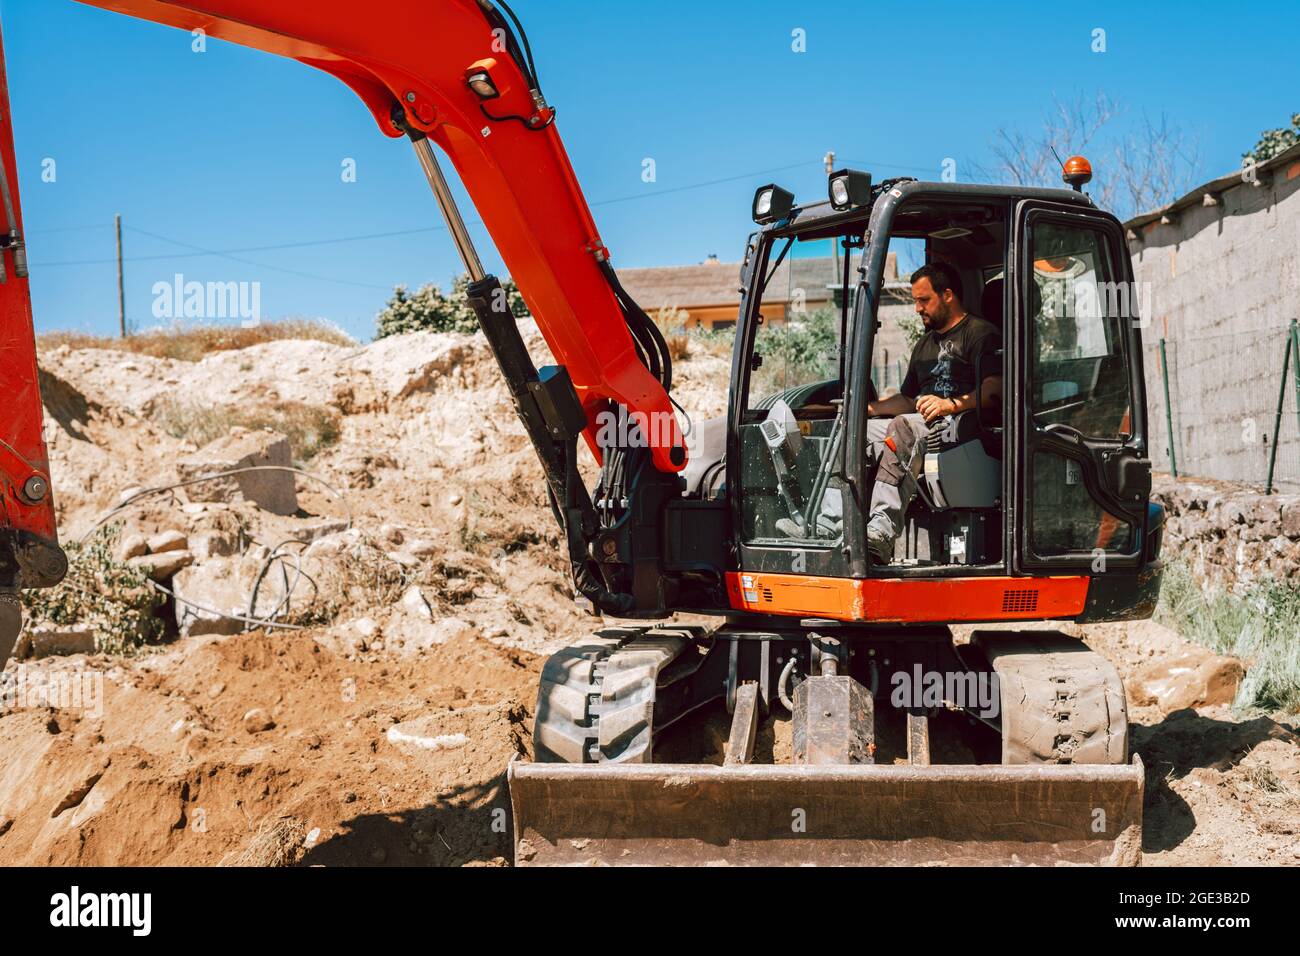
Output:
[921, 302, 951, 329]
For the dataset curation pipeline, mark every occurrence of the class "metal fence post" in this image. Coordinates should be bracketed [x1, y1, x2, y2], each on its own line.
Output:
[1291, 319, 1300, 478]
[1265, 322, 1295, 495]
[1159, 337, 1178, 479]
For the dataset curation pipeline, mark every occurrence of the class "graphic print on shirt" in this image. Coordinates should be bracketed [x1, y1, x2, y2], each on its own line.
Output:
[929, 339, 960, 398]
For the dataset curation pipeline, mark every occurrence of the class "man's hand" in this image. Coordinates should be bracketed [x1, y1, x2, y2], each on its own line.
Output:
[916, 394, 958, 423]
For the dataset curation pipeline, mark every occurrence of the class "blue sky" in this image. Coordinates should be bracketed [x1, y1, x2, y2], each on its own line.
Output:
[4, 0, 1296, 340]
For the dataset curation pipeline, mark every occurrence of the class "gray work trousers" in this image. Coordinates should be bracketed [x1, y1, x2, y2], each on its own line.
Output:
[865, 412, 933, 555]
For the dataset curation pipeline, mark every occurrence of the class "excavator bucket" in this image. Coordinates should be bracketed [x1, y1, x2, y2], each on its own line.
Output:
[509, 757, 1144, 866]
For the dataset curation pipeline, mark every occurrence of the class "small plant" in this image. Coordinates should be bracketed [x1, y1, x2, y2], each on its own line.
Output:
[20, 523, 165, 656]
[897, 311, 925, 352]
[653, 306, 692, 362]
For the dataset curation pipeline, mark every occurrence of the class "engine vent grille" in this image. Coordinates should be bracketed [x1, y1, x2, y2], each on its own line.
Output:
[1001, 589, 1039, 613]
[760, 587, 774, 603]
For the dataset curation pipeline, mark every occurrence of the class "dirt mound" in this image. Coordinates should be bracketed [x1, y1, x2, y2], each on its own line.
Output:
[0, 628, 541, 866]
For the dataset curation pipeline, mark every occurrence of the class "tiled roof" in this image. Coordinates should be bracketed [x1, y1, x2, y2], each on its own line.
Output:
[616, 253, 899, 310]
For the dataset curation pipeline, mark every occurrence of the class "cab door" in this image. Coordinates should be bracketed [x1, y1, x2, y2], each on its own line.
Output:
[1011, 201, 1152, 572]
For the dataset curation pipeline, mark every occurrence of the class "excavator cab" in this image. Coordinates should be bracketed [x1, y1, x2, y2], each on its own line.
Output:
[727, 178, 1158, 600]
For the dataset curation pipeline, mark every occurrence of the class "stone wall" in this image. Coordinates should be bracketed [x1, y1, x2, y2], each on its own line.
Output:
[1152, 474, 1300, 591]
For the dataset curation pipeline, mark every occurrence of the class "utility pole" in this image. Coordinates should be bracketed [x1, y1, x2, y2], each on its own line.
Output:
[115, 213, 126, 337]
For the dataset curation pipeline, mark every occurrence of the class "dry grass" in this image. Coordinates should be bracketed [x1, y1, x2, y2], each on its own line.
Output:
[654, 306, 692, 362]
[149, 397, 341, 463]
[38, 319, 354, 363]
[226, 816, 308, 867]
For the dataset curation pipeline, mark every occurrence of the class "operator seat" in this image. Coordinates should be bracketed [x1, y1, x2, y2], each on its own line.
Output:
[980, 276, 1004, 331]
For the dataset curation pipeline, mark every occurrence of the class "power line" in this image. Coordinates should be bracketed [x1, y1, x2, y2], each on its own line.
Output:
[122, 225, 394, 291]
[26, 158, 834, 270]
[24, 155, 930, 280]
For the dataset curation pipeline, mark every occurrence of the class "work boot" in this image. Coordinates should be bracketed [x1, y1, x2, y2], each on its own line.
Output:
[866, 514, 896, 565]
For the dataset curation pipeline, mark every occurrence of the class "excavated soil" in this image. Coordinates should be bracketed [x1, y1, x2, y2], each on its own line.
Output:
[2, 328, 1296, 866]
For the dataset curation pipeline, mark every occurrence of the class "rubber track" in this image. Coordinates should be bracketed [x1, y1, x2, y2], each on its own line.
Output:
[532, 626, 703, 763]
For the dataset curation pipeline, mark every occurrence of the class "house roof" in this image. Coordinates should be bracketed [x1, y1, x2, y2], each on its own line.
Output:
[617, 252, 900, 311]
[1124, 140, 1300, 231]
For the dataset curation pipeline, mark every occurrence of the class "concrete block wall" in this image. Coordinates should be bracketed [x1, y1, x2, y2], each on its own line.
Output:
[1131, 166, 1300, 487]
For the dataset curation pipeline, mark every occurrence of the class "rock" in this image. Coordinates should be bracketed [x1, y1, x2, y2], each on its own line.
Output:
[353, 617, 379, 640]
[401, 586, 432, 620]
[117, 486, 144, 506]
[0, 816, 12, 837]
[19, 625, 96, 659]
[304, 530, 360, 558]
[147, 529, 189, 554]
[243, 708, 275, 734]
[386, 551, 419, 569]
[1283, 504, 1300, 539]
[50, 771, 104, 817]
[118, 533, 149, 561]
[389, 616, 474, 656]
[190, 529, 242, 560]
[447, 493, 463, 507]
[380, 523, 405, 546]
[171, 553, 295, 637]
[129, 549, 194, 582]
[176, 427, 297, 516]
[406, 538, 440, 557]
[1131, 648, 1246, 714]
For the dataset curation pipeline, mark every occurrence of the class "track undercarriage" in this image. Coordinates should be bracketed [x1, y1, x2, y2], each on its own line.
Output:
[510, 622, 1144, 866]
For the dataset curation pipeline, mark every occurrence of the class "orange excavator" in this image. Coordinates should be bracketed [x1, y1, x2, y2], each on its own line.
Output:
[0, 1, 1164, 865]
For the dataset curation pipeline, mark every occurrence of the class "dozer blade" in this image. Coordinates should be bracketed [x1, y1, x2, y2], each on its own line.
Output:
[509, 756, 1144, 866]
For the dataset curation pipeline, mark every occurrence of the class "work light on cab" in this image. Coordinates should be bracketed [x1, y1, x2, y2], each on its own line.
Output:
[827, 168, 872, 210]
[752, 184, 794, 225]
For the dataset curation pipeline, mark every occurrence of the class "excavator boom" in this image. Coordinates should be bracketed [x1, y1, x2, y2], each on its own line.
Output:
[78, 0, 684, 473]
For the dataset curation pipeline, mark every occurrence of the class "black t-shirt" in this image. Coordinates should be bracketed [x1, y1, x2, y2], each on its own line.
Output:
[901, 314, 1001, 400]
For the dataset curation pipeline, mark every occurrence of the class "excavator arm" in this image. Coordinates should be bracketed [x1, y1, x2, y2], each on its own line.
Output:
[0, 26, 68, 665]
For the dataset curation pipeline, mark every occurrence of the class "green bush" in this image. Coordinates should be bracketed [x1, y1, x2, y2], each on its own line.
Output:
[376, 274, 529, 338]
[765, 306, 839, 376]
[1243, 112, 1300, 165]
[21, 524, 165, 656]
